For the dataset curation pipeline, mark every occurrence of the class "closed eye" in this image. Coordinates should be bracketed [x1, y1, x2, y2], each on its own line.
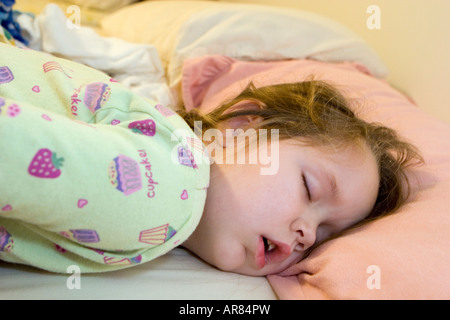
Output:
[302, 174, 311, 201]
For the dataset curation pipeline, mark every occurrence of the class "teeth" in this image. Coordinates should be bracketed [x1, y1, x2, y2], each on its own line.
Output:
[266, 239, 276, 252]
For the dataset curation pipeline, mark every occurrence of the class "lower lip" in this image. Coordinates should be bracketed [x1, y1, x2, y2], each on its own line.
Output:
[256, 236, 266, 269]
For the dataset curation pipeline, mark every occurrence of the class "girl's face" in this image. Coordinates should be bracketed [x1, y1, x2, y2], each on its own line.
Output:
[183, 138, 379, 276]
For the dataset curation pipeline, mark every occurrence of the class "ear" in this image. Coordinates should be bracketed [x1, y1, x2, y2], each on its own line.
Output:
[223, 114, 262, 130]
[220, 99, 263, 129]
[218, 100, 263, 147]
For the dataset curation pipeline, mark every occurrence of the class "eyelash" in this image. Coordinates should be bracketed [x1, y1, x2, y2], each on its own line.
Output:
[302, 174, 312, 201]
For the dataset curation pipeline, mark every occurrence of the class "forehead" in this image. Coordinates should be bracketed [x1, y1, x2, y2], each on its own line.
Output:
[286, 137, 376, 167]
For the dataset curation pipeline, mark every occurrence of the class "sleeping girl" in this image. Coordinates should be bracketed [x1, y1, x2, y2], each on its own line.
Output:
[0, 41, 421, 275]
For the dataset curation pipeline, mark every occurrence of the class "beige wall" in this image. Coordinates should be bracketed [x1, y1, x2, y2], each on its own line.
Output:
[222, 0, 450, 124]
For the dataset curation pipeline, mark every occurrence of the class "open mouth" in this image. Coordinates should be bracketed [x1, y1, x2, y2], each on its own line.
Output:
[256, 236, 291, 269]
[263, 237, 277, 253]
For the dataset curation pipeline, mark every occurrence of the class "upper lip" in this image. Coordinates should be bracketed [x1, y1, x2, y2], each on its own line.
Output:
[256, 236, 292, 269]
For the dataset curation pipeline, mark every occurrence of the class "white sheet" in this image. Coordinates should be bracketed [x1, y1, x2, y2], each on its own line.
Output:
[0, 248, 276, 299]
[18, 4, 175, 107]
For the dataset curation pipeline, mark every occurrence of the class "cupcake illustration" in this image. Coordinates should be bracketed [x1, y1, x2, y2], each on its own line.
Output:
[0, 66, 14, 85]
[60, 229, 100, 243]
[83, 82, 111, 113]
[108, 154, 142, 196]
[0, 227, 14, 252]
[103, 254, 142, 266]
[139, 224, 176, 245]
[178, 146, 198, 169]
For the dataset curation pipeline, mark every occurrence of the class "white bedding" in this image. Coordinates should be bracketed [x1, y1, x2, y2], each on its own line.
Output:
[18, 4, 175, 107]
[0, 248, 276, 299]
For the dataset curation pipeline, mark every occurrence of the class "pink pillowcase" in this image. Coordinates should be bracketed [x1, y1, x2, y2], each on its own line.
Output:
[181, 55, 450, 299]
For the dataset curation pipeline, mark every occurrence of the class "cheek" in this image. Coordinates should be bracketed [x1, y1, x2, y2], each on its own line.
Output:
[206, 238, 247, 272]
[316, 225, 333, 244]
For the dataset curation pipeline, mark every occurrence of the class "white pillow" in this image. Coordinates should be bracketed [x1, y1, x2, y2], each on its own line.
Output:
[68, 0, 138, 11]
[101, 1, 388, 87]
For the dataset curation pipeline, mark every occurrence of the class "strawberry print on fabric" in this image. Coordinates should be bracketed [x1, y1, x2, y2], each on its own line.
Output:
[7, 104, 21, 118]
[28, 148, 64, 179]
[128, 119, 156, 137]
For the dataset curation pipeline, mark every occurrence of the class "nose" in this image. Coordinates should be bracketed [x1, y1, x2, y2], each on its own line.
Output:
[292, 223, 317, 251]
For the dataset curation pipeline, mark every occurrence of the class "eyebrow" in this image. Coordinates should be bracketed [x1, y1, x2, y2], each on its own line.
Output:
[326, 172, 339, 199]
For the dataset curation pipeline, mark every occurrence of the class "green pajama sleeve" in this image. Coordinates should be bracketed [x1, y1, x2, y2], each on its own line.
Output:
[0, 43, 210, 273]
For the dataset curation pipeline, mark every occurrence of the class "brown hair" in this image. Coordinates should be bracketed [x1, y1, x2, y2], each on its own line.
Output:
[178, 79, 423, 224]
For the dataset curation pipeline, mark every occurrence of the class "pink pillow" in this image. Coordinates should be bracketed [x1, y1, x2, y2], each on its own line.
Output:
[182, 55, 450, 299]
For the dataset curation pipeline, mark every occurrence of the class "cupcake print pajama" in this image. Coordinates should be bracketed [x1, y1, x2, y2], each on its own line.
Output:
[0, 42, 210, 273]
